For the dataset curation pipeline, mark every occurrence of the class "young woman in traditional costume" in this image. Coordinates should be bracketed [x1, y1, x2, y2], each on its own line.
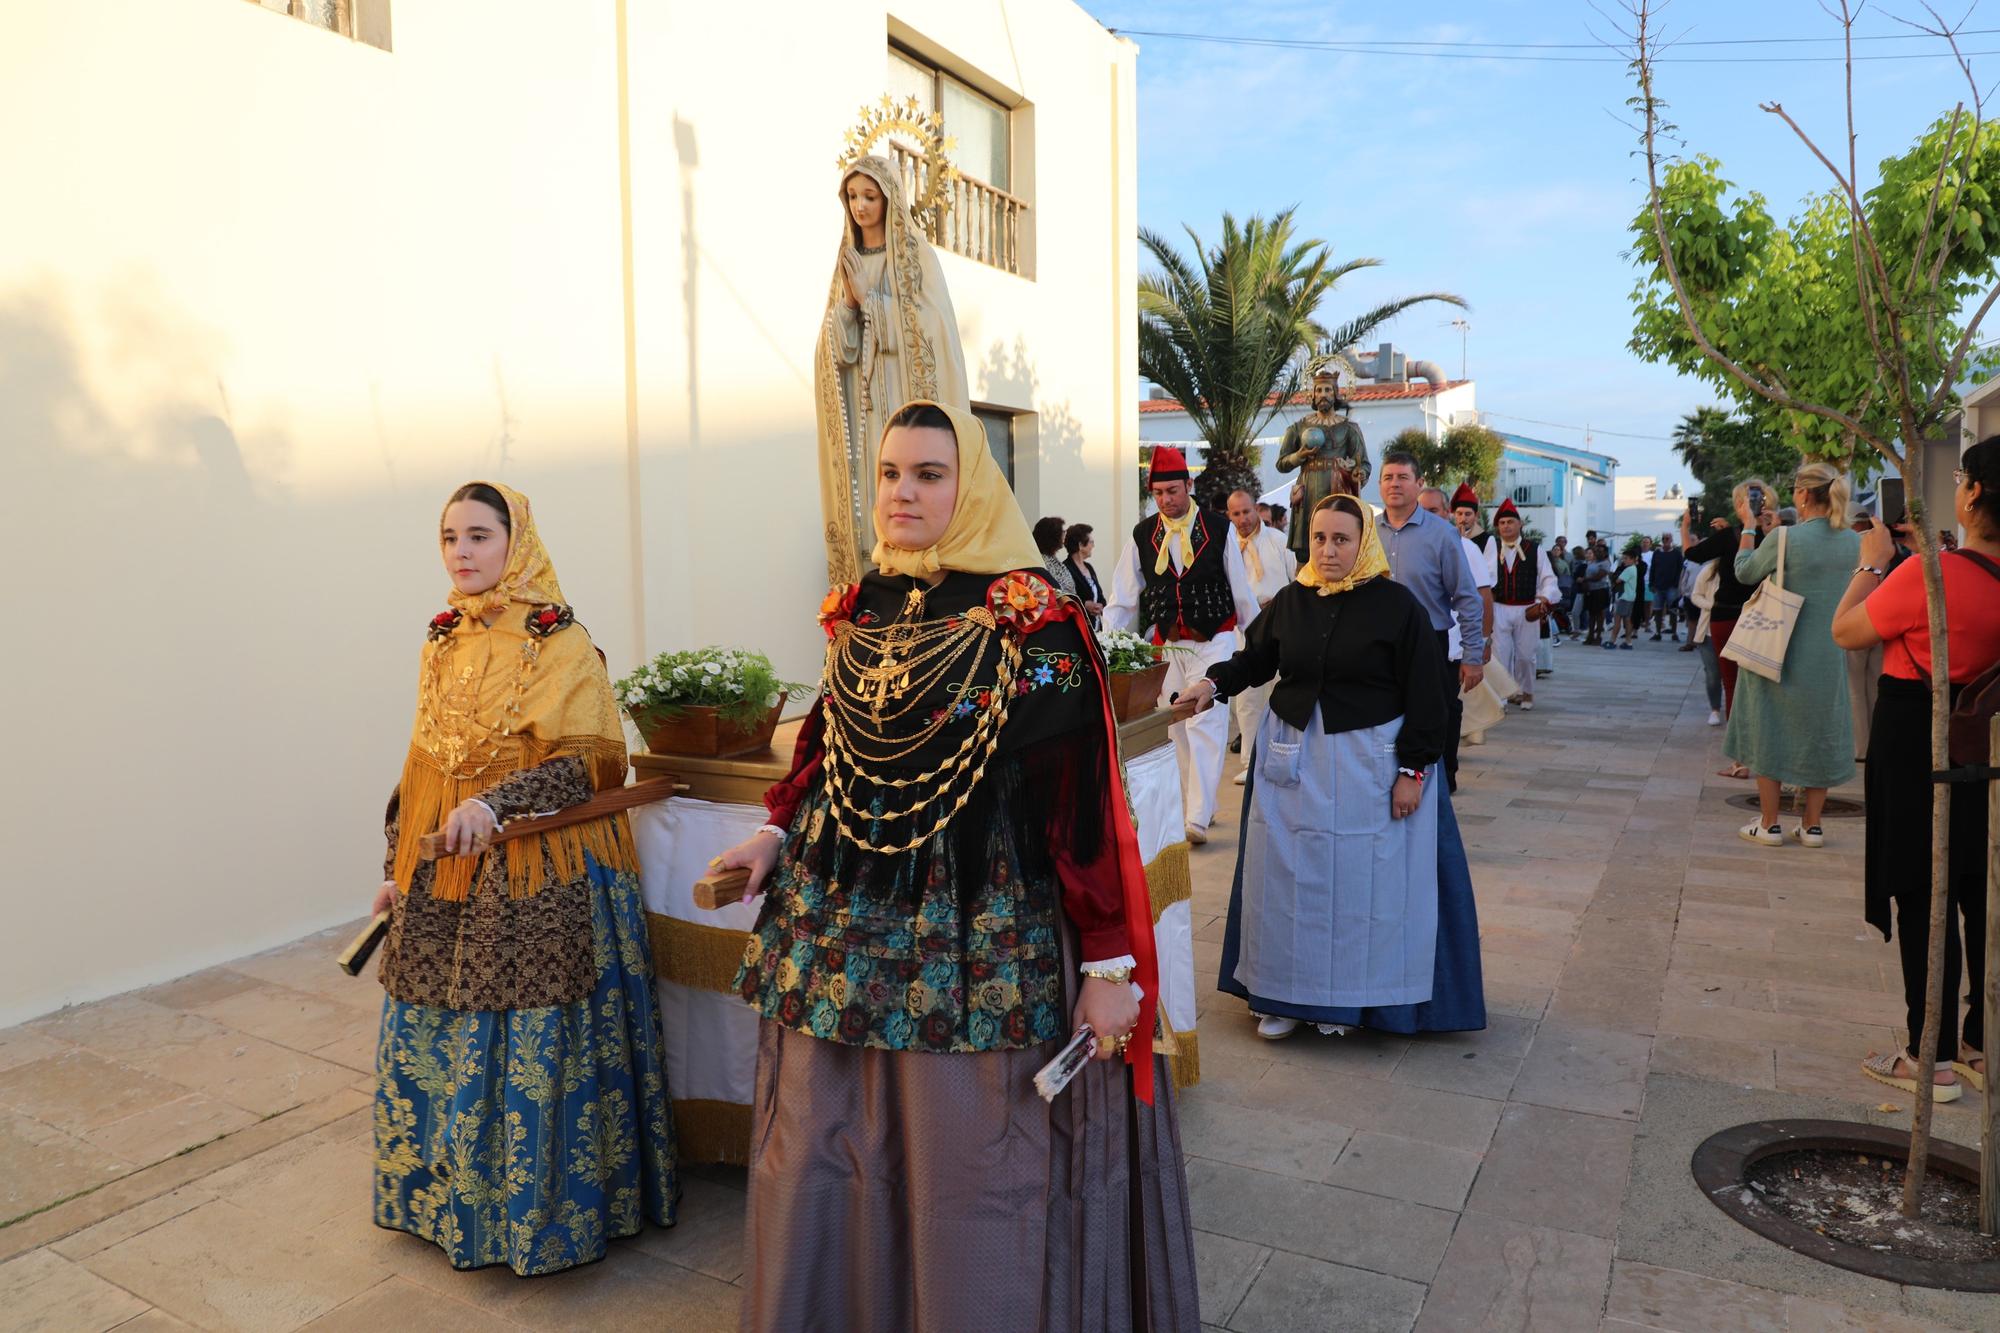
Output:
[367, 481, 678, 1275]
[716, 402, 1199, 1331]
[1178, 495, 1485, 1041]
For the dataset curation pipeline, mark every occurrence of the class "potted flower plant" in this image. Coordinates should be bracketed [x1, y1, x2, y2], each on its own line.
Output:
[1099, 628, 1175, 724]
[616, 646, 800, 758]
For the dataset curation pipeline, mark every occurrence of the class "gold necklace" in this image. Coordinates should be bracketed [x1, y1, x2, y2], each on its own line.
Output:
[416, 625, 540, 778]
[818, 584, 1020, 853]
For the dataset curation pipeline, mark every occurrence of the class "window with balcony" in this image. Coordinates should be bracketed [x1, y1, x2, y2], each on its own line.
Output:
[249, 0, 391, 51]
[886, 44, 1028, 276]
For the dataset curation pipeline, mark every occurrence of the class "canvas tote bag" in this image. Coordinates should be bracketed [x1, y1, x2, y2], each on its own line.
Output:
[1720, 527, 1803, 682]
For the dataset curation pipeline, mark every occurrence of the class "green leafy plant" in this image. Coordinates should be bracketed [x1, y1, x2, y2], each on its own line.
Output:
[615, 646, 801, 727]
[1097, 628, 1184, 675]
[1387, 423, 1506, 495]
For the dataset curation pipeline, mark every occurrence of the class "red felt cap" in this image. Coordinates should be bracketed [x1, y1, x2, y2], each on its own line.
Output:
[1494, 498, 1520, 521]
[1148, 446, 1190, 484]
[1450, 482, 1480, 510]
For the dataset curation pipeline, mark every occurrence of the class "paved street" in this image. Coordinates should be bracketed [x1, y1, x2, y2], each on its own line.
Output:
[0, 633, 1990, 1330]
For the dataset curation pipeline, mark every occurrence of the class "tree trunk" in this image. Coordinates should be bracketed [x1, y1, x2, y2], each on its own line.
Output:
[1901, 442, 1956, 1219]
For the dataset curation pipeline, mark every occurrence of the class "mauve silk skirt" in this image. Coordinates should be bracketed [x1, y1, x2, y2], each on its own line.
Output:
[739, 1017, 1200, 1331]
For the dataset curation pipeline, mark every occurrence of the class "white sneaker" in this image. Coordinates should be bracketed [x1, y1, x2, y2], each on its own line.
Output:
[1520, 698, 1534, 711]
[1256, 1016, 1299, 1040]
[1739, 819, 1783, 847]
[1233, 770, 1247, 785]
[1315, 1024, 1348, 1036]
[1185, 822, 1209, 846]
[1707, 709, 1723, 726]
[1792, 824, 1825, 848]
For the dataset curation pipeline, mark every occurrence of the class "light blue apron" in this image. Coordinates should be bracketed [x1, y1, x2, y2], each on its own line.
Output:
[1234, 707, 1439, 1007]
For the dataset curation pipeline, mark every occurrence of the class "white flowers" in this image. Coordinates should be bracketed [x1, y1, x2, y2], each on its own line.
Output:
[613, 645, 799, 720]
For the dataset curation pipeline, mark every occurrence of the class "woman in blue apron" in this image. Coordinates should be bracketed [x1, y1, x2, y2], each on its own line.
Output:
[1178, 494, 1483, 1039]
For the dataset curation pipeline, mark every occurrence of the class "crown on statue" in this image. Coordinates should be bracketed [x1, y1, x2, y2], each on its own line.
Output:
[838, 95, 961, 228]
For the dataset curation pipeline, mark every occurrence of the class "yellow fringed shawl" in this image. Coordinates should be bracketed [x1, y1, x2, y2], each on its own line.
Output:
[392, 482, 635, 900]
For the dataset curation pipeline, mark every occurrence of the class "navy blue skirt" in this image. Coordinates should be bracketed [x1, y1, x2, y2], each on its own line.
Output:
[1218, 764, 1486, 1033]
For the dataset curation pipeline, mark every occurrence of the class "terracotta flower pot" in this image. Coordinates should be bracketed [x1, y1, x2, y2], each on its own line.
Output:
[634, 693, 786, 759]
[1107, 662, 1169, 724]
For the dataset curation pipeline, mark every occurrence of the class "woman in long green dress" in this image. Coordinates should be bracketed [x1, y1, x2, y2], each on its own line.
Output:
[1723, 462, 1861, 848]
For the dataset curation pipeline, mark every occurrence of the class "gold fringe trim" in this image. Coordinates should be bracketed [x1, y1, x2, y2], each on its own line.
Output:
[671, 1097, 753, 1166]
[392, 740, 638, 901]
[1154, 1004, 1202, 1090]
[645, 912, 754, 993]
[1145, 841, 1192, 924]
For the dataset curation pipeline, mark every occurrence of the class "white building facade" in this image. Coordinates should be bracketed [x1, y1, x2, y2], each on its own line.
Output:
[2, 0, 1141, 1023]
[1494, 434, 1619, 546]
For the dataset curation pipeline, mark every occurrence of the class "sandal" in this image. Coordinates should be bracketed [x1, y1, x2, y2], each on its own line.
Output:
[1717, 763, 1750, 780]
[1953, 1049, 1987, 1093]
[1860, 1049, 1962, 1103]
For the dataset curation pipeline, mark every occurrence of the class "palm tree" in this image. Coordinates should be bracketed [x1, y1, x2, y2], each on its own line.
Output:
[1138, 209, 1467, 508]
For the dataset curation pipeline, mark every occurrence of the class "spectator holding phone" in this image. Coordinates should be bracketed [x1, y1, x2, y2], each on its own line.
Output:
[1682, 479, 1778, 766]
[1723, 462, 1860, 847]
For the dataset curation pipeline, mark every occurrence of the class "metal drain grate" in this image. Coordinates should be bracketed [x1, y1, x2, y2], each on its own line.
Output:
[1724, 792, 1865, 819]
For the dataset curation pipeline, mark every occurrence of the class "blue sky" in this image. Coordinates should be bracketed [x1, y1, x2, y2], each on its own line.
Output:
[1079, 0, 1988, 488]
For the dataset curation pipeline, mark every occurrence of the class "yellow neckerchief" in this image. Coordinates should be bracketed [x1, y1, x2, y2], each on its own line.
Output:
[394, 481, 631, 900]
[870, 401, 1042, 579]
[1154, 508, 1198, 575]
[1237, 525, 1264, 582]
[1295, 494, 1392, 596]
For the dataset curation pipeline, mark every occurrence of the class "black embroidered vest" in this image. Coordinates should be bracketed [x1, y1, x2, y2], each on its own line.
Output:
[1133, 509, 1235, 641]
[1494, 542, 1541, 605]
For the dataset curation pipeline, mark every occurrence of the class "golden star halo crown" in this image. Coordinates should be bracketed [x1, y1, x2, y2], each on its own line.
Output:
[838, 95, 961, 227]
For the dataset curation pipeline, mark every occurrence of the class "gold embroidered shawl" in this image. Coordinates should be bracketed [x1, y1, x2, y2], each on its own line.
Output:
[392, 482, 633, 900]
[814, 156, 970, 585]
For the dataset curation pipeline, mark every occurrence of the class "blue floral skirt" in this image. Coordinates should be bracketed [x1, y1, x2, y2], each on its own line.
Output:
[372, 857, 679, 1274]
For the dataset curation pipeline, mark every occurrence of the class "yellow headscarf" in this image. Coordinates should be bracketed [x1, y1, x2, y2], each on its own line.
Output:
[1295, 494, 1392, 596]
[870, 400, 1043, 578]
[393, 481, 632, 901]
[443, 481, 564, 620]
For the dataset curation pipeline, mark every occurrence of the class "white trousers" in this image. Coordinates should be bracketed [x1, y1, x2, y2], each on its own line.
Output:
[1159, 632, 1236, 830]
[1492, 603, 1539, 698]
[1231, 679, 1277, 768]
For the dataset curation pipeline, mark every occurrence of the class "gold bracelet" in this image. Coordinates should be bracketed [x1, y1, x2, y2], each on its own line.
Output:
[1081, 965, 1134, 985]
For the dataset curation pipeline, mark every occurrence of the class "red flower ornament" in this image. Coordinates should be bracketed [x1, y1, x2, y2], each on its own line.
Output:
[819, 583, 861, 639]
[986, 571, 1057, 635]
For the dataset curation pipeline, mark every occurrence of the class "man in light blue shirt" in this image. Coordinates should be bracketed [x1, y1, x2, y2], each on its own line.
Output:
[1376, 449, 1484, 785]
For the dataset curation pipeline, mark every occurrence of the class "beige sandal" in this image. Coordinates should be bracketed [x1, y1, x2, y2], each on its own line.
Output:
[1952, 1050, 1987, 1093]
[1861, 1049, 1962, 1103]
[1717, 762, 1750, 780]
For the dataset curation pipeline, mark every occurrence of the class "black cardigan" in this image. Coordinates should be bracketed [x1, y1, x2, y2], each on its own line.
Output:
[1205, 577, 1447, 769]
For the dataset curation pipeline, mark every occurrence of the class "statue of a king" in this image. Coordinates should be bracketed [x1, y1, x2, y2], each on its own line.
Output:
[1274, 369, 1370, 565]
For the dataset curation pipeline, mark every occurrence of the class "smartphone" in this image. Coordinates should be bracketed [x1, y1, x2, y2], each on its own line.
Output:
[1748, 484, 1764, 517]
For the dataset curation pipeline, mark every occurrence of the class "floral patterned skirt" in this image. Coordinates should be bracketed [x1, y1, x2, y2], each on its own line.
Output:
[372, 858, 679, 1275]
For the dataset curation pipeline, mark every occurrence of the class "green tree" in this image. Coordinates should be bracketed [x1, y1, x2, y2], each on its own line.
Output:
[1622, 0, 2000, 1221]
[1386, 423, 1506, 494]
[1671, 408, 1801, 520]
[1139, 210, 1465, 509]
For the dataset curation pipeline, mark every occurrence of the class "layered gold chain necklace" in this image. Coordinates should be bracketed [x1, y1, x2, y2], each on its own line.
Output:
[821, 584, 1021, 853]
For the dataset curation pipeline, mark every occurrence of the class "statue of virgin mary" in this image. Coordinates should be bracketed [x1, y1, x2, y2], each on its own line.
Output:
[814, 155, 970, 582]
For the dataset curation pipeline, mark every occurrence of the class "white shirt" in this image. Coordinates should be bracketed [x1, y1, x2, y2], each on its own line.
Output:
[1231, 523, 1297, 626]
[1104, 512, 1261, 639]
[1446, 535, 1493, 663]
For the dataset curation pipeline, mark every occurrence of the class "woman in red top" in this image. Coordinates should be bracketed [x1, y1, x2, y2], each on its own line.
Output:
[1832, 437, 2000, 1103]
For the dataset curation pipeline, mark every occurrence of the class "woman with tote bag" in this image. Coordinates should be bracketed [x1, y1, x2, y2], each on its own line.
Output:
[1720, 462, 1861, 847]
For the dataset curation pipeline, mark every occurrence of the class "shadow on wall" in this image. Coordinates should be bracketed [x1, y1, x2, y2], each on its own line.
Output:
[976, 335, 1086, 516]
[0, 280, 632, 1022]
